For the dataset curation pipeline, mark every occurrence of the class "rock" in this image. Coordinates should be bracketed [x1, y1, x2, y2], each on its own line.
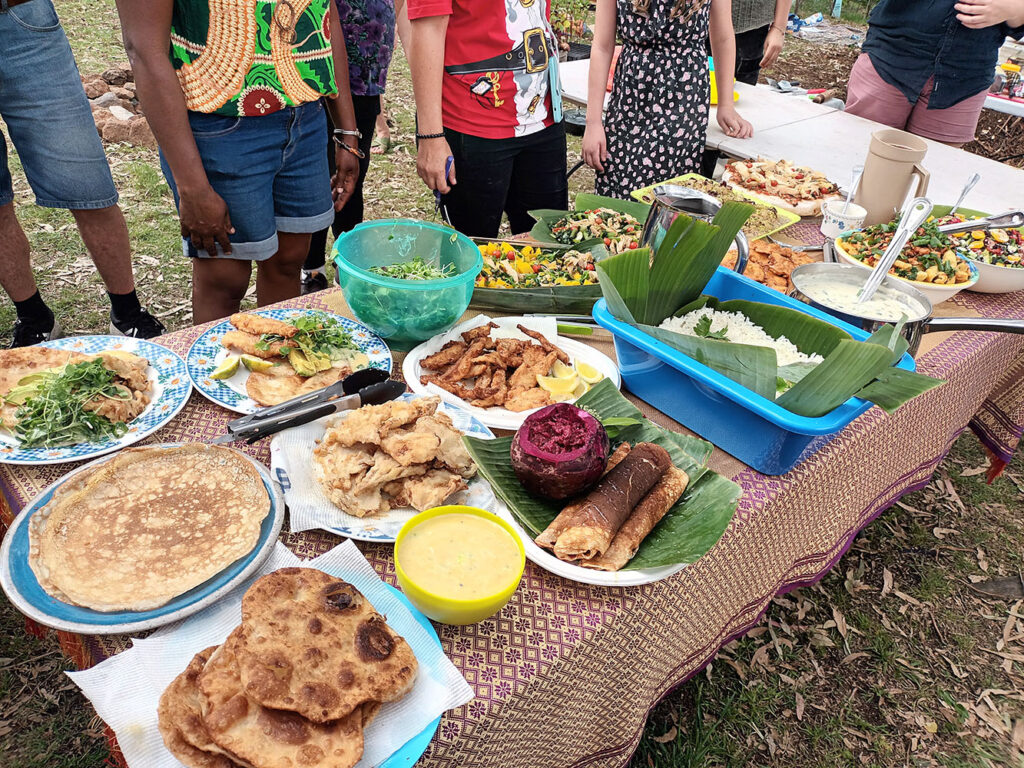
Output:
[108, 104, 135, 122]
[92, 110, 114, 137]
[112, 86, 134, 101]
[124, 82, 137, 95]
[102, 120, 131, 144]
[127, 118, 157, 149]
[83, 76, 109, 99]
[91, 91, 121, 109]
[101, 65, 132, 87]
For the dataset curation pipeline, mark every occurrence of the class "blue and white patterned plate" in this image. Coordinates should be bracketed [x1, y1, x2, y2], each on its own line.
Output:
[0, 444, 285, 635]
[0, 336, 192, 466]
[186, 308, 393, 415]
[270, 395, 496, 543]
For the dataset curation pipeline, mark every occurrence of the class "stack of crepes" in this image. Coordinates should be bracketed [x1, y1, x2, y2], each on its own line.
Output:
[158, 568, 419, 768]
[534, 442, 690, 571]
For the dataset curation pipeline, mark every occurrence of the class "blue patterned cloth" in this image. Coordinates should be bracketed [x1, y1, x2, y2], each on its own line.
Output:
[337, 0, 396, 96]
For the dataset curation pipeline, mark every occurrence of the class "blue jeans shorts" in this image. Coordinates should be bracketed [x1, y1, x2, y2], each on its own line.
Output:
[160, 100, 335, 261]
[0, 0, 119, 210]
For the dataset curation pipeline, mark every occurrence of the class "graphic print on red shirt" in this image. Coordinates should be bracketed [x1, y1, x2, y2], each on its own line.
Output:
[407, 0, 559, 139]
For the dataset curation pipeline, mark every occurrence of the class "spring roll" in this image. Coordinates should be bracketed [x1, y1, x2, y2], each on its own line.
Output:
[535, 443, 632, 551]
[579, 466, 689, 571]
[550, 443, 671, 562]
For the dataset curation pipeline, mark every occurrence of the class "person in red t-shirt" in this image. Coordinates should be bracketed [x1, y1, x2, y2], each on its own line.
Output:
[407, 0, 568, 237]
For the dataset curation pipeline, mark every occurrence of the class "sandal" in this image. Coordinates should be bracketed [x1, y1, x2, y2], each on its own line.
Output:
[370, 134, 392, 155]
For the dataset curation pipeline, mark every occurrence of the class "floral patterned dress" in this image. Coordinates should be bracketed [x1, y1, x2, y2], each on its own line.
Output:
[595, 0, 712, 199]
[337, 0, 396, 96]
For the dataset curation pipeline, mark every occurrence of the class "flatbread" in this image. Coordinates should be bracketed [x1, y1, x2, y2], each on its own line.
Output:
[721, 161, 840, 217]
[246, 366, 349, 407]
[232, 569, 418, 722]
[158, 646, 251, 768]
[198, 636, 365, 768]
[28, 444, 271, 611]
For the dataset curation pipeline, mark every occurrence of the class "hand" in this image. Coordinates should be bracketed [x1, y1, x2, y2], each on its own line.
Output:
[955, 0, 1023, 28]
[582, 122, 609, 173]
[417, 136, 456, 194]
[178, 185, 234, 256]
[717, 106, 754, 139]
[332, 143, 360, 211]
[760, 26, 785, 69]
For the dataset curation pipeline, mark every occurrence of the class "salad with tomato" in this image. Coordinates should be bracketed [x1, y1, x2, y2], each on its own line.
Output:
[550, 208, 642, 254]
[935, 214, 1023, 269]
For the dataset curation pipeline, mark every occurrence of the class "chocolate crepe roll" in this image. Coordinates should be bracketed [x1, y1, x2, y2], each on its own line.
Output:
[551, 443, 671, 562]
[535, 443, 632, 551]
[580, 466, 689, 571]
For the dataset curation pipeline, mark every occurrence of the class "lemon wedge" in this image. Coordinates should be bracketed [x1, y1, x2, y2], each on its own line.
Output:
[550, 359, 575, 379]
[210, 355, 240, 380]
[574, 360, 604, 385]
[240, 354, 274, 372]
[537, 371, 578, 395]
[573, 381, 590, 398]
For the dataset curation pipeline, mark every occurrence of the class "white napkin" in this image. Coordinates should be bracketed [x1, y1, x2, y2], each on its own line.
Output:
[68, 541, 473, 768]
[270, 399, 498, 540]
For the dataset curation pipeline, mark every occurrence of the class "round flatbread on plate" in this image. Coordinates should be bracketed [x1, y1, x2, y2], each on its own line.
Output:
[271, 394, 497, 542]
[722, 161, 841, 217]
[0, 443, 285, 634]
[186, 308, 392, 415]
[0, 336, 192, 466]
[403, 315, 621, 431]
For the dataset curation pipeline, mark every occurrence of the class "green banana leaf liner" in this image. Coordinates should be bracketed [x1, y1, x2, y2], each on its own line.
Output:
[463, 378, 742, 570]
[528, 193, 652, 247]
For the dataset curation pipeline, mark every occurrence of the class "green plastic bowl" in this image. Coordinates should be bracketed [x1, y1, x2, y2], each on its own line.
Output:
[333, 219, 482, 348]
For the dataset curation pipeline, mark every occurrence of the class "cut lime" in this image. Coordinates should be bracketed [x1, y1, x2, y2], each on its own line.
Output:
[537, 371, 578, 395]
[550, 359, 575, 379]
[210, 355, 240, 380]
[574, 360, 604, 384]
[240, 354, 274, 373]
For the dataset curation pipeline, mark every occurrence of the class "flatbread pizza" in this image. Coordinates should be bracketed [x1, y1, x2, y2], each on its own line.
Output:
[722, 158, 841, 217]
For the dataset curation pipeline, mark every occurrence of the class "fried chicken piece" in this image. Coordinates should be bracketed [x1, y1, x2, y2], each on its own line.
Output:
[504, 387, 552, 412]
[414, 412, 477, 477]
[516, 325, 569, 364]
[469, 368, 507, 409]
[327, 397, 440, 447]
[766, 274, 790, 292]
[768, 252, 794, 277]
[792, 250, 820, 266]
[461, 322, 497, 343]
[441, 338, 486, 382]
[495, 338, 527, 367]
[229, 312, 298, 338]
[508, 348, 556, 393]
[383, 469, 467, 512]
[421, 341, 467, 371]
[381, 429, 441, 467]
[742, 262, 766, 283]
[721, 251, 738, 270]
[221, 330, 295, 358]
[420, 375, 479, 401]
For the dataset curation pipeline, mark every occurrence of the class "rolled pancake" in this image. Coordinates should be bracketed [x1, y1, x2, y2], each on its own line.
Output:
[232, 569, 417, 722]
[580, 466, 689, 571]
[198, 636, 365, 768]
[534, 443, 631, 551]
[550, 442, 671, 562]
[28, 444, 270, 611]
[158, 646, 252, 768]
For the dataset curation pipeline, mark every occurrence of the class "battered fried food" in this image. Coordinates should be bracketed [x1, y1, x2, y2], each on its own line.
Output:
[421, 340, 467, 370]
[516, 325, 569, 364]
[228, 312, 298, 338]
[721, 240, 821, 293]
[313, 397, 476, 518]
[221, 330, 296, 359]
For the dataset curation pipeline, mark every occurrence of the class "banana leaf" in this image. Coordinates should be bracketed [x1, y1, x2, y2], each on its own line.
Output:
[462, 378, 741, 570]
[528, 194, 651, 245]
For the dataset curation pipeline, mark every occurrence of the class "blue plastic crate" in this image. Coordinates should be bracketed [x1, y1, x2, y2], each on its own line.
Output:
[592, 267, 917, 475]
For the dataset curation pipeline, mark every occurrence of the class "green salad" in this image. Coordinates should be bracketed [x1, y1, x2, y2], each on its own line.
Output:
[369, 256, 456, 281]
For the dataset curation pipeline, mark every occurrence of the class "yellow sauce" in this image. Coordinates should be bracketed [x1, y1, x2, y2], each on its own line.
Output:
[398, 514, 521, 600]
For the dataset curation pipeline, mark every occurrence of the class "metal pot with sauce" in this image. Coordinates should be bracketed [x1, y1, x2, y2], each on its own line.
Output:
[788, 263, 1024, 356]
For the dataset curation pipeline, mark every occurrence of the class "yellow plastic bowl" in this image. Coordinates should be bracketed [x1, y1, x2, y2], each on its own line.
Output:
[394, 505, 525, 625]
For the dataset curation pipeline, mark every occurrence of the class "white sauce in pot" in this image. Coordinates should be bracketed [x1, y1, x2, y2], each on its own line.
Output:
[796, 275, 929, 323]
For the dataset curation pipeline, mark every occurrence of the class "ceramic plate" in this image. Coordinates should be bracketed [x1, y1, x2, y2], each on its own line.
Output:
[186, 308, 392, 415]
[270, 394, 496, 543]
[0, 336, 192, 466]
[0, 444, 285, 634]
[403, 315, 621, 431]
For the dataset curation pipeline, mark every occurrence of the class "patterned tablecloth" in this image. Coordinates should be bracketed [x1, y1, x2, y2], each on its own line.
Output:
[2, 286, 1024, 768]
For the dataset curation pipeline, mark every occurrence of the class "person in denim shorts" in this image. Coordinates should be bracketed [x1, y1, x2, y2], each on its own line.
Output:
[116, 0, 362, 323]
[0, 0, 165, 347]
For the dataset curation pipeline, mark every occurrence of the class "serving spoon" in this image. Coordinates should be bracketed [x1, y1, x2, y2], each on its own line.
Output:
[948, 172, 981, 216]
[842, 164, 864, 215]
[856, 198, 933, 305]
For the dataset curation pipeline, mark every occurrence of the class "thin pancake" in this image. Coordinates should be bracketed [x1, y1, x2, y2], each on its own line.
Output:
[28, 444, 271, 611]
[246, 366, 349, 407]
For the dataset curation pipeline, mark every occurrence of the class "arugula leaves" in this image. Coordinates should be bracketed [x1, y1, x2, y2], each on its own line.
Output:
[369, 256, 456, 281]
[255, 312, 357, 366]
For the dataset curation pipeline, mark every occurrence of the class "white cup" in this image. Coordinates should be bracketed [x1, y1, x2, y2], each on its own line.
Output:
[820, 199, 868, 239]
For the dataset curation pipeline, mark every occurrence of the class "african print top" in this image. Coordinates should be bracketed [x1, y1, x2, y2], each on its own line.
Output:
[170, 0, 337, 117]
[337, 0, 395, 96]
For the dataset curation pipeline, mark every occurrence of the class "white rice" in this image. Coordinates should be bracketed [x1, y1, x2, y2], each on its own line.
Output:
[659, 307, 823, 368]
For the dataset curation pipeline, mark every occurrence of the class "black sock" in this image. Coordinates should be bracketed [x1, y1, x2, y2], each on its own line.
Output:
[108, 289, 142, 320]
[13, 291, 53, 326]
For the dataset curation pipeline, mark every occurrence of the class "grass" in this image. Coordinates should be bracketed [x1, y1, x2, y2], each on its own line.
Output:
[4, 4, 1024, 767]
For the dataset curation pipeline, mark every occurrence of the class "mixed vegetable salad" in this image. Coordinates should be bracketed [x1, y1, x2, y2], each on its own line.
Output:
[837, 217, 973, 286]
[936, 214, 1023, 269]
[476, 242, 598, 288]
[551, 208, 642, 254]
[369, 255, 457, 280]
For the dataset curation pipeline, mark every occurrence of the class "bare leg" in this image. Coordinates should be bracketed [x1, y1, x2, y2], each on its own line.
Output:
[192, 257, 252, 324]
[256, 232, 312, 307]
[0, 202, 37, 302]
[70, 205, 136, 295]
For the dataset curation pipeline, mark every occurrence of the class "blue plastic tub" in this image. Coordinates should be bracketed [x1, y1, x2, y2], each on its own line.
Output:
[592, 267, 917, 475]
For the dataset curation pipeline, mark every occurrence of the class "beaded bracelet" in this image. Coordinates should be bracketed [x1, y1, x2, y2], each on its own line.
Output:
[416, 131, 446, 140]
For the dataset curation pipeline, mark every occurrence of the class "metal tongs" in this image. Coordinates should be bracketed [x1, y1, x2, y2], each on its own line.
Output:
[857, 197, 934, 304]
[211, 368, 406, 444]
[937, 210, 1024, 235]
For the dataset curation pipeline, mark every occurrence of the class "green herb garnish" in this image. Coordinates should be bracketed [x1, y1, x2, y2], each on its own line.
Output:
[255, 312, 357, 373]
[694, 315, 729, 340]
[369, 256, 456, 281]
[5, 360, 133, 448]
